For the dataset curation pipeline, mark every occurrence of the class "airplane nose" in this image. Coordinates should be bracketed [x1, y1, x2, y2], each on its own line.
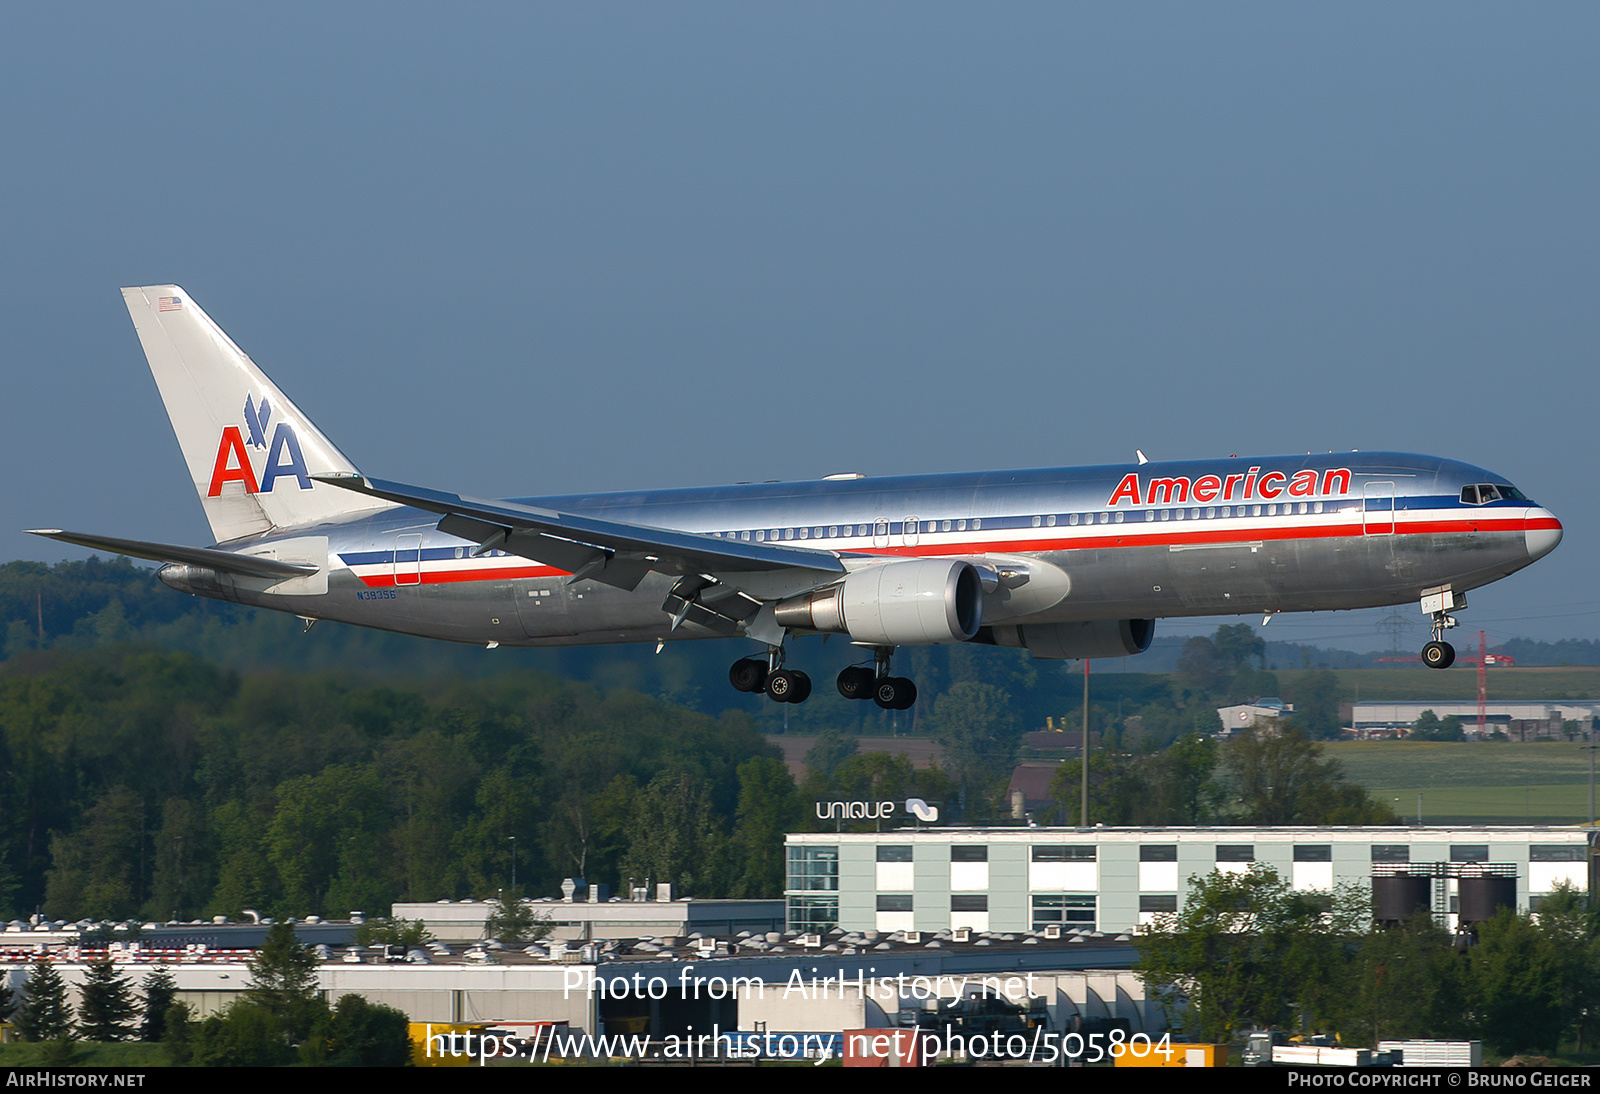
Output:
[1524, 507, 1563, 561]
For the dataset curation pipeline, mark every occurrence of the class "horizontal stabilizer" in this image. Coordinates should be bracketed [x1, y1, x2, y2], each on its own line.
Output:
[27, 530, 320, 581]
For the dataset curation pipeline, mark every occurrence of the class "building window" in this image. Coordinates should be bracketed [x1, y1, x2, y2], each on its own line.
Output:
[787, 846, 838, 891]
[1139, 895, 1177, 914]
[1032, 845, 1095, 862]
[1294, 845, 1332, 862]
[877, 895, 913, 912]
[877, 846, 913, 862]
[951, 846, 988, 862]
[1032, 895, 1095, 931]
[1216, 845, 1254, 862]
[1140, 845, 1178, 862]
[1531, 845, 1585, 862]
[1371, 845, 1410, 863]
[1451, 845, 1489, 863]
[951, 895, 988, 912]
[787, 895, 838, 933]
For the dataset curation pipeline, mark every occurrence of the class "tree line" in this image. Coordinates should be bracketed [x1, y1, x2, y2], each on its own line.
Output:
[0, 644, 828, 920]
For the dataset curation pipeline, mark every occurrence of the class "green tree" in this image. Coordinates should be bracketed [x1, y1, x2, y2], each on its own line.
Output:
[355, 918, 435, 947]
[15, 959, 74, 1042]
[1175, 637, 1231, 696]
[1213, 623, 1266, 672]
[1534, 881, 1600, 1051]
[1466, 909, 1568, 1055]
[482, 889, 553, 943]
[43, 786, 145, 920]
[139, 966, 179, 1042]
[161, 1001, 195, 1066]
[1334, 913, 1468, 1046]
[1136, 866, 1362, 1042]
[244, 922, 322, 1041]
[1222, 727, 1400, 824]
[191, 1003, 291, 1067]
[618, 770, 728, 896]
[1051, 735, 1220, 826]
[1283, 670, 1342, 739]
[926, 682, 1022, 817]
[301, 994, 412, 1066]
[727, 756, 805, 897]
[76, 957, 137, 1042]
[802, 727, 859, 779]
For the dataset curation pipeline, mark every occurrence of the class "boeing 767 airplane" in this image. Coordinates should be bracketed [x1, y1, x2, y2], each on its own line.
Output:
[29, 286, 1563, 708]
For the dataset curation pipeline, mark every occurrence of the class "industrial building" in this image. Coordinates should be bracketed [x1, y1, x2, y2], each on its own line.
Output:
[1351, 701, 1600, 739]
[785, 826, 1596, 935]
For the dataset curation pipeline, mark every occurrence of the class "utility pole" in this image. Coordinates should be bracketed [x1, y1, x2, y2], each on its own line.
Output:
[1081, 659, 1091, 827]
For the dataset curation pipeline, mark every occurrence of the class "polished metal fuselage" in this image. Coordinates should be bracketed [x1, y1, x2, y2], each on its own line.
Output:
[168, 450, 1559, 651]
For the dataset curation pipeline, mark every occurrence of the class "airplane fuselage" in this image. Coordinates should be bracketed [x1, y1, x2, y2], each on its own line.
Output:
[162, 450, 1559, 651]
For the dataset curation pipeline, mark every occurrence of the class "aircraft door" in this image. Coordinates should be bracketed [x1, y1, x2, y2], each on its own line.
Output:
[903, 516, 920, 548]
[1363, 482, 1395, 536]
[393, 534, 423, 586]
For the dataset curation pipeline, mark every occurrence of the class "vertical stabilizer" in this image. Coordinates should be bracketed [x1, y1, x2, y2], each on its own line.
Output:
[122, 285, 391, 542]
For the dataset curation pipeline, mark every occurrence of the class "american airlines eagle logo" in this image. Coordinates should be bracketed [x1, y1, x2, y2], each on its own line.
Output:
[206, 394, 312, 496]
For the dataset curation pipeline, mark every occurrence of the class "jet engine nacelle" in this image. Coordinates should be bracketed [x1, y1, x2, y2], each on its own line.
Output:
[979, 618, 1156, 660]
[774, 559, 983, 645]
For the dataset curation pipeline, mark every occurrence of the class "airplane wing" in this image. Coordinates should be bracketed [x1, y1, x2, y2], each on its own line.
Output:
[312, 473, 846, 596]
[27, 530, 319, 581]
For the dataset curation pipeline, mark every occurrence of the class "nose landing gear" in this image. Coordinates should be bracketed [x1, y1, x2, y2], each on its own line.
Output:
[1420, 585, 1464, 670]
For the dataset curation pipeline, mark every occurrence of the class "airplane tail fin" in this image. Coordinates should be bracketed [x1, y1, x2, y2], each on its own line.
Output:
[122, 285, 392, 542]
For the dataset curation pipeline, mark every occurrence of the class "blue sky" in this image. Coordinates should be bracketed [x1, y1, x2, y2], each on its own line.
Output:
[3, 4, 1595, 652]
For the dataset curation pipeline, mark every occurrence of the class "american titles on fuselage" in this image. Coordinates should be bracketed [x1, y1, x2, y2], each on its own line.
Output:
[1107, 467, 1351, 507]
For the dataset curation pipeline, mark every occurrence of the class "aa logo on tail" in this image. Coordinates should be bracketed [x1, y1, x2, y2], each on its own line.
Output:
[207, 394, 312, 497]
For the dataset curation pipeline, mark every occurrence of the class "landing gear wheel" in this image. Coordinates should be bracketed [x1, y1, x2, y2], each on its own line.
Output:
[729, 657, 768, 693]
[874, 676, 918, 711]
[766, 669, 811, 704]
[1422, 640, 1456, 669]
[837, 665, 875, 700]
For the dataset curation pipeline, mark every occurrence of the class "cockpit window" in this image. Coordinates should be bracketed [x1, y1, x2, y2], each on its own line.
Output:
[1461, 483, 1524, 505]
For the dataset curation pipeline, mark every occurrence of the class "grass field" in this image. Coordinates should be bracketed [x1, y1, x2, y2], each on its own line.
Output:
[1332, 666, 1600, 702]
[1327, 740, 1600, 825]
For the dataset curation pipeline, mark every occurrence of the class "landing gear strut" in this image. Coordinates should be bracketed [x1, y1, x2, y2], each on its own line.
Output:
[1420, 586, 1463, 670]
[837, 648, 917, 710]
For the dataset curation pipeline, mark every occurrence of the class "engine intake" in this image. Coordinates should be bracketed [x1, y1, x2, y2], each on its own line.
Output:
[775, 559, 983, 645]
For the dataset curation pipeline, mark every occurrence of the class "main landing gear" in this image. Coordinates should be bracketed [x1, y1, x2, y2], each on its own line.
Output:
[727, 646, 917, 708]
[838, 648, 917, 711]
[1420, 586, 1463, 670]
[728, 649, 812, 704]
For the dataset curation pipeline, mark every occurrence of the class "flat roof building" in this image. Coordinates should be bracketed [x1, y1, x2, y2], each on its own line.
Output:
[785, 826, 1596, 936]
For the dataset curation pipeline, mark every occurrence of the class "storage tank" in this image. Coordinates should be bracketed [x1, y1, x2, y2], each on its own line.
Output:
[1457, 876, 1517, 926]
[1373, 874, 1431, 925]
